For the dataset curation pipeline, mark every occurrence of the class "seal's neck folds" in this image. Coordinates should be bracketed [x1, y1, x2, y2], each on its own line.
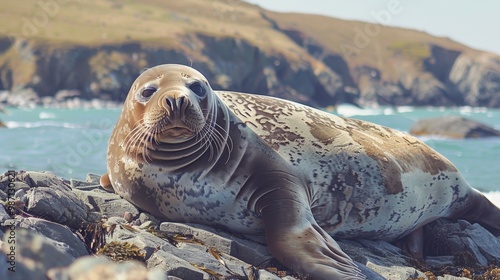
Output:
[145, 98, 232, 173]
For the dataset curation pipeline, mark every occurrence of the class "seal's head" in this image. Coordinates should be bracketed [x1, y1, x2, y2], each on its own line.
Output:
[120, 64, 223, 166]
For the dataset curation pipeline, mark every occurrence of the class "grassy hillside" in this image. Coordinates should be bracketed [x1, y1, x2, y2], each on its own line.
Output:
[265, 11, 478, 79]
[1, 0, 498, 107]
[0, 0, 473, 59]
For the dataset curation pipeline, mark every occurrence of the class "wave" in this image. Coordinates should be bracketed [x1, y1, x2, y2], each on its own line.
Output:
[5, 121, 84, 129]
[39, 112, 56, 119]
[485, 191, 500, 208]
[334, 104, 384, 117]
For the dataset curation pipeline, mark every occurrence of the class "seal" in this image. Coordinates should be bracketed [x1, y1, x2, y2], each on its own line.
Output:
[101, 64, 500, 279]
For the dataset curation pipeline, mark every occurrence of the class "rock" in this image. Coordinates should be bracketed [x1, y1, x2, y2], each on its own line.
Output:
[106, 222, 166, 259]
[338, 239, 412, 268]
[449, 53, 500, 107]
[26, 186, 97, 229]
[424, 219, 500, 266]
[17, 171, 70, 188]
[48, 255, 167, 280]
[159, 240, 254, 279]
[70, 178, 101, 190]
[138, 212, 161, 227]
[0, 205, 11, 225]
[338, 239, 420, 280]
[74, 188, 139, 219]
[2, 172, 96, 229]
[159, 222, 272, 266]
[147, 249, 210, 280]
[257, 269, 283, 280]
[86, 173, 102, 184]
[409, 115, 500, 138]
[1, 171, 500, 279]
[18, 217, 89, 259]
[3, 228, 74, 280]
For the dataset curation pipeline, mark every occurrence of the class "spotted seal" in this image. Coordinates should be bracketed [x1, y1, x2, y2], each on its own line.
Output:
[101, 64, 500, 279]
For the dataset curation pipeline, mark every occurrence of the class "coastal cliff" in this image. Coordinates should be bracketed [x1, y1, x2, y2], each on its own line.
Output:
[0, 0, 499, 108]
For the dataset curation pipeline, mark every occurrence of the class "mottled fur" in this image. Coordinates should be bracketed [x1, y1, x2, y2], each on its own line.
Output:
[102, 64, 500, 280]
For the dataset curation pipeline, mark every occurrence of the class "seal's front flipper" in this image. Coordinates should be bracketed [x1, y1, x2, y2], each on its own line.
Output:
[100, 172, 115, 193]
[264, 213, 365, 279]
[256, 183, 366, 279]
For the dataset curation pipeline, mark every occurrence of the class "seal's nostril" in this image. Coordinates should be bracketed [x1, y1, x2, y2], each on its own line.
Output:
[166, 97, 174, 110]
[166, 96, 187, 112]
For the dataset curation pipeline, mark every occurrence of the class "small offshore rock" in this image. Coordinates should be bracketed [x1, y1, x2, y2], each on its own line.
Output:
[410, 115, 500, 138]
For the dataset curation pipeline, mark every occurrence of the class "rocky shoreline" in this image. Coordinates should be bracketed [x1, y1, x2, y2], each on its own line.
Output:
[1, 170, 499, 280]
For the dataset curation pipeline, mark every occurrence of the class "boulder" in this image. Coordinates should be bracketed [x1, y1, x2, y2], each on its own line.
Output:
[409, 115, 500, 138]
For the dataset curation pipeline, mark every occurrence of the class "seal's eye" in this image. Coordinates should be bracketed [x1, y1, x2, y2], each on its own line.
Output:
[189, 82, 206, 97]
[141, 87, 157, 98]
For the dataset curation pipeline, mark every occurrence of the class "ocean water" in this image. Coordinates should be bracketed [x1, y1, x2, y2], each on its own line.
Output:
[1, 104, 499, 206]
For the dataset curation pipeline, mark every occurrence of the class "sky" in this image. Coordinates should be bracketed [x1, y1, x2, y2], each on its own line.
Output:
[244, 0, 500, 55]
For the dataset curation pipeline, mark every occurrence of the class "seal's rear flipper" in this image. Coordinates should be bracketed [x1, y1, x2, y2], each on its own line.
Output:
[455, 190, 500, 236]
[100, 172, 115, 193]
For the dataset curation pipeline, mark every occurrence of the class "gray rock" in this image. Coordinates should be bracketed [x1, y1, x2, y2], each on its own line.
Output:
[107, 222, 166, 259]
[159, 241, 253, 279]
[18, 171, 70, 188]
[26, 186, 96, 229]
[0, 253, 10, 280]
[74, 189, 140, 219]
[0, 204, 11, 225]
[18, 217, 89, 259]
[159, 222, 272, 266]
[425, 256, 455, 268]
[0, 189, 7, 201]
[48, 255, 167, 280]
[138, 212, 161, 227]
[3, 228, 74, 280]
[337, 239, 422, 280]
[338, 239, 411, 268]
[86, 173, 102, 184]
[147, 250, 208, 280]
[438, 275, 471, 280]
[425, 219, 500, 266]
[410, 115, 500, 139]
[70, 178, 101, 190]
[258, 269, 283, 280]
[365, 261, 424, 280]
[449, 53, 500, 107]
[354, 261, 386, 280]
